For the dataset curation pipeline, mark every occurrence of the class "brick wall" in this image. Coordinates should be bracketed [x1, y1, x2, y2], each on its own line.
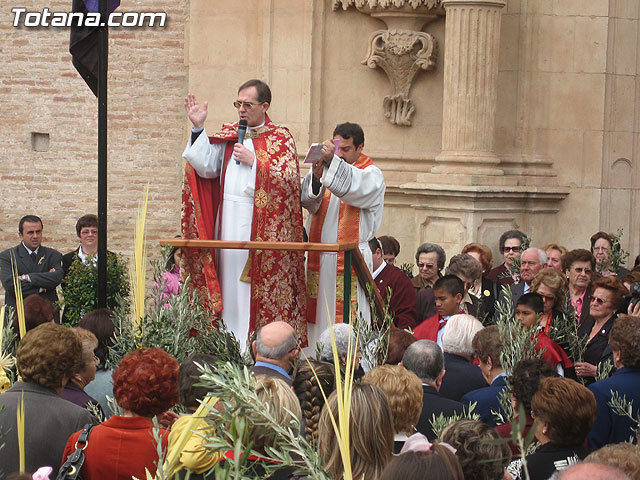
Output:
[0, 0, 188, 302]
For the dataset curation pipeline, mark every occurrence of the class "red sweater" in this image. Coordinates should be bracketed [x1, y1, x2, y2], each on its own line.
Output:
[535, 331, 572, 369]
[62, 415, 169, 480]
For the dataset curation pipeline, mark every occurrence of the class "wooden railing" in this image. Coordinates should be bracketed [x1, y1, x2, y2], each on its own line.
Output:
[160, 239, 386, 323]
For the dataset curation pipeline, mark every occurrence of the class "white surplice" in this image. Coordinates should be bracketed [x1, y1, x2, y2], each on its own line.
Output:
[301, 153, 385, 350]
[182, 125, 263, 352]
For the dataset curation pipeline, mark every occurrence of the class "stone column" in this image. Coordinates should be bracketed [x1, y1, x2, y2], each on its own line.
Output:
[433, 0, 506, 176]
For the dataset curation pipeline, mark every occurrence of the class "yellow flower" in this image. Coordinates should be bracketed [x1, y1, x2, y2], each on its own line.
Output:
[0, 369, 11, 393]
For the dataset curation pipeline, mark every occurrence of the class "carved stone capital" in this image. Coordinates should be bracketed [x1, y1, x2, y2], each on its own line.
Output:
[333, 0, 443, 126]
[362, 29, 437, 125]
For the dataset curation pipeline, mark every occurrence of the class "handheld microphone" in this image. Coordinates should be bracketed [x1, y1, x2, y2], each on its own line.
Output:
[236, 119, 248, 165]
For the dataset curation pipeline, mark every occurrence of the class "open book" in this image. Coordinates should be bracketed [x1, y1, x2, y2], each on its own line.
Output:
[304, 139, 341, 164]
[304, 143, 324, 164]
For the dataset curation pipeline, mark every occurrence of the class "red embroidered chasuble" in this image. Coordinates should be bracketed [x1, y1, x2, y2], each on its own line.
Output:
[182, 114, 308, 345]
[306, 153, 374, 325]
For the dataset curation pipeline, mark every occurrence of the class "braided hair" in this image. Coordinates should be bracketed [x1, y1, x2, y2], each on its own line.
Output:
[293, 360, 335, 444]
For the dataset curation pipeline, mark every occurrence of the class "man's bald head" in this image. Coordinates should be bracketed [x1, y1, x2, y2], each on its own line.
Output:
[555, 462, 630, 480]
[255, 321, 297, 360]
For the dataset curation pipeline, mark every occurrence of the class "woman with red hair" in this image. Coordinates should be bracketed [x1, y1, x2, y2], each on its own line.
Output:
[461, 242, 498, 323]
[62, 348, 179, 479]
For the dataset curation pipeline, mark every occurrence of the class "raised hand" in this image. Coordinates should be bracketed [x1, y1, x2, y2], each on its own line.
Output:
[320, 139, 336, 163]
[184, 93, 208, 129]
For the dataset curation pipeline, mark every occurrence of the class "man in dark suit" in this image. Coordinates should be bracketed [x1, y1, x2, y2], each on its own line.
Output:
[0, 215, 63, 314]
[250, 321, 300, 386]
[500, 248, 547, 307]
[402, 339, 463, 440]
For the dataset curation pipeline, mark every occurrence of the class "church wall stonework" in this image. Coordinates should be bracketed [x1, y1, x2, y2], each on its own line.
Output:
[0, 0, 188, 302]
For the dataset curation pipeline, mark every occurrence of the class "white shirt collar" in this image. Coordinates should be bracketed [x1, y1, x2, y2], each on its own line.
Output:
[248, 120, 266, 131]
[77, 246, 97, 265]
[372, 261, 387, 279]
[22, 243, 38, 256]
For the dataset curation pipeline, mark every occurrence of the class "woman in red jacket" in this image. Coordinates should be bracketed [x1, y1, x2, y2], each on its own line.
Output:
[62, 348, 179, 480]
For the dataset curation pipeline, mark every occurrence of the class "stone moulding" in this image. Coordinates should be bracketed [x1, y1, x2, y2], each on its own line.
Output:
[332, 0, 441, 10]
[333, 0, 443, 127]
[362, 28, 437, 126]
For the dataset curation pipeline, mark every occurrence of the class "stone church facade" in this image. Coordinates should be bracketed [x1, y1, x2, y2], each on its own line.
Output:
[1, 0, 638, 300]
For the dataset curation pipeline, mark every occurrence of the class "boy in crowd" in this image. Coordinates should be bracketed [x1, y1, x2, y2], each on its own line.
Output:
[413, 275, 465, 348]
[515, 293, 572, 376]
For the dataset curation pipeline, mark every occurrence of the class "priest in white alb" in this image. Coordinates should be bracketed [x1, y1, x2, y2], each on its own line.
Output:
[181, 79, 307, 351]
[301, 122, 385, 347]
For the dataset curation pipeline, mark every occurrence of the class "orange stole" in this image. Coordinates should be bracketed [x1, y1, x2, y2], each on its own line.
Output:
[306, 154, 374, 324]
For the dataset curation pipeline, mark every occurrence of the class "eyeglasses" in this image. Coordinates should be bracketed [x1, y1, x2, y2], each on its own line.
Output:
[539, 294, 556, 302]
[503, 246, 521, 253]
[233, 101, 262, 110]
[572, 267, 592, 275]
[593, 246, 610, 252]
[589, 295, 609, 306]
[417, 263, 436, 270]
[80, 229, 98, 236]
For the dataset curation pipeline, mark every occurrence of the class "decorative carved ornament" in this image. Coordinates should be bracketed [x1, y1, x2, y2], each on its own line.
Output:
[362, 29, 436, 126]
[332, 0, 443, 126]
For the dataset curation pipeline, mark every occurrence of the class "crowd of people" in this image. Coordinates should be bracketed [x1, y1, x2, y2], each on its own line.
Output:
[0, 220, 639, 479]
[1, 76, 640, 478]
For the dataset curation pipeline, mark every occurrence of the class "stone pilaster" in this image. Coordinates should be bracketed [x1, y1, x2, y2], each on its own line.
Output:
[433, 0, 506, 176]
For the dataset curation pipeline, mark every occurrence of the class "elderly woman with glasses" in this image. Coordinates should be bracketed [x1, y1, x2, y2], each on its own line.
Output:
[590, 231, 630, 277]
[412, 243, 446, 293]
[413, 243, 446, 322]
[562, 249, 596, 325]
[62, 214, 99, 276]
[574, 276, 628, 384]
[60, 327, 104, 418]
[486, 229, 527, 286]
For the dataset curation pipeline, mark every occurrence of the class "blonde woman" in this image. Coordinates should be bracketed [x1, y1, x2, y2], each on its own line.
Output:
[362, 365, 423, 452]
[530, 268, 569, 335]
[318, 383, 394, 480]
